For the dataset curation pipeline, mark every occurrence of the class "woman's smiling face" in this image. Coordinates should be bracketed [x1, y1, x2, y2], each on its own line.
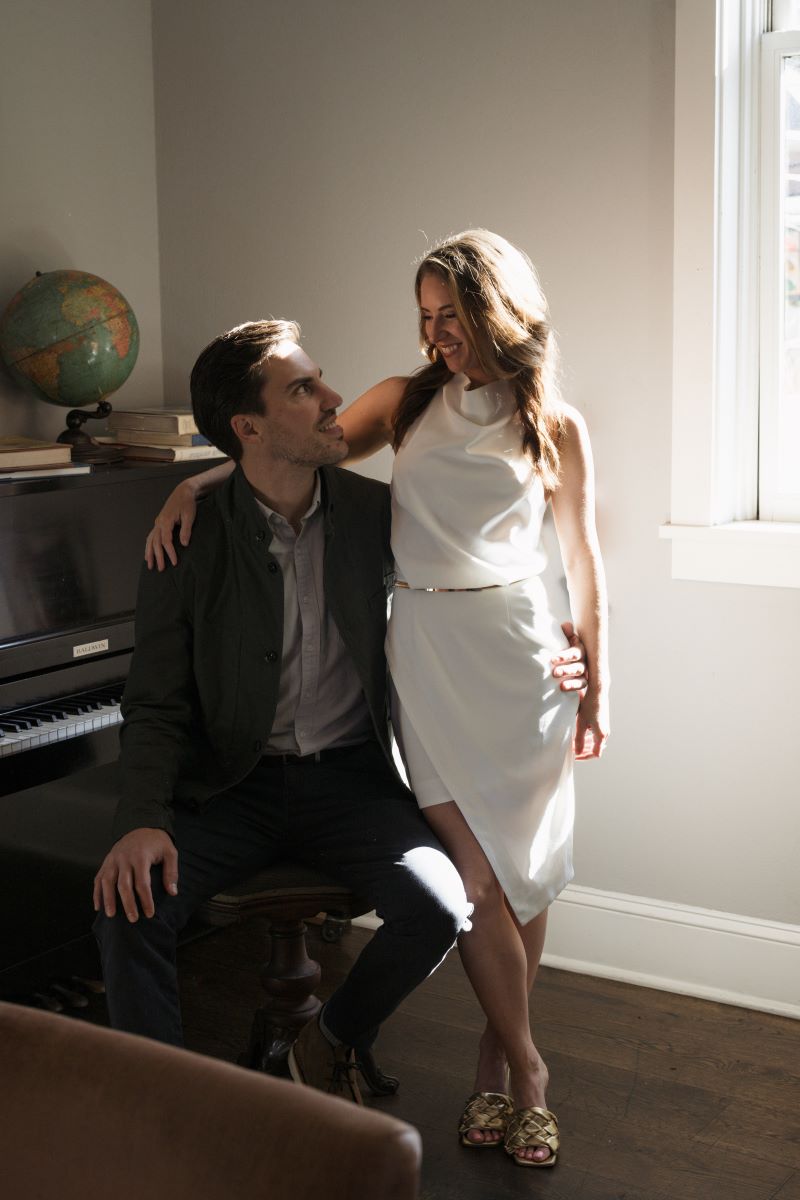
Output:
[418, 272, 491, 387]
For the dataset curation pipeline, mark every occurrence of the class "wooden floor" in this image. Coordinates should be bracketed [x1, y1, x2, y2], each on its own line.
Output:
[45, 915, 795, 1198]
[156, 917, 800, 1200]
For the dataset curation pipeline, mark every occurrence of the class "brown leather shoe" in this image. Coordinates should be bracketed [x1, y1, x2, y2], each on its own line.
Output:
[288, 1018, 363, 1105]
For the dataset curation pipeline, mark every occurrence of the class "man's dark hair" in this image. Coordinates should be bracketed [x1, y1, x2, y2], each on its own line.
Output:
[190, 319, 300, 461]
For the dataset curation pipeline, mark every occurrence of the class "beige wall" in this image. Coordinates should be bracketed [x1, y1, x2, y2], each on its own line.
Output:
[5, 0, 791, 932]
[151, 0, 798, 927]
[0, 0, 163, 442]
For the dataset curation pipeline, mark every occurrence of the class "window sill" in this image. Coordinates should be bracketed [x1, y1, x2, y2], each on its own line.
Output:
[658, 521, 800, 588]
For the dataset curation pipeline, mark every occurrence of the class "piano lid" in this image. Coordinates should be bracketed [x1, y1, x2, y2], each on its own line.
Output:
[0, 461, 216, 681]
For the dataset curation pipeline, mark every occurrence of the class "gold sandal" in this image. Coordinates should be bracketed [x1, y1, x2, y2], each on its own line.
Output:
[504, 1106, 559, 1167]
[458, 1091, 514, 1148]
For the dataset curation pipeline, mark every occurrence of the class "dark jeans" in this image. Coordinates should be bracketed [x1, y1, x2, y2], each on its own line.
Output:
[94, 741, 470, 1051]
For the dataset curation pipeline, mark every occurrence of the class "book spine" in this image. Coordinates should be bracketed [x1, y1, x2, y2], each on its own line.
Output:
[107, 430, 209, 447]
[111, 414, 197, 434]
[0, 451, 72, 469]
[122, 445, 226, 461]
[0, 464, 93, 480]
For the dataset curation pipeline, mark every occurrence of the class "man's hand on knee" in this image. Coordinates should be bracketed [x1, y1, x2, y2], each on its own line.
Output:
[551, 621, 589, 693]
[93, 829, 178, 923]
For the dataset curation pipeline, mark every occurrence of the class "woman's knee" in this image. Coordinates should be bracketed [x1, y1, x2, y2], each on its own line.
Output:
[462, 870, 506, 919]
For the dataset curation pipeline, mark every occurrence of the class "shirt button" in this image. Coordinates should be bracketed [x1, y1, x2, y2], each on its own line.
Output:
[265, 651, 278, 663]
[268, 562, 278, 574]
[256, 530, 266, 542]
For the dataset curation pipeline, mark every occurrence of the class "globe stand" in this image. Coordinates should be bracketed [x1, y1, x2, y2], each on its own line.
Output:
[57, 401, 124, 465]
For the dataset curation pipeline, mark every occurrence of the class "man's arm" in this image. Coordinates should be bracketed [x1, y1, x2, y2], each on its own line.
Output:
[113, 558, 196, 840]
[94, 559, 195, 921]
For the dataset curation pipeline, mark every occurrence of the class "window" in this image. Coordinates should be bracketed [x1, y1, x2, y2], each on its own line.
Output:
[760, 28, 800, 518]
[661, 0, 800, 588]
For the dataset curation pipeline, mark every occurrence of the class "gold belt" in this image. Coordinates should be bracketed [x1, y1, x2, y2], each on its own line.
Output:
[394, 575, 532, 593]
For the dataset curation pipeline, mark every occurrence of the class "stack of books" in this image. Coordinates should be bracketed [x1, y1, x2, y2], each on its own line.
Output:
[0, 437, 91, 481]
[96, 408, 227, 462]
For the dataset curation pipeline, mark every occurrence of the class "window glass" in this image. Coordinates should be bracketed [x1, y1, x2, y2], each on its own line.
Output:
[780, 55, 800, 496]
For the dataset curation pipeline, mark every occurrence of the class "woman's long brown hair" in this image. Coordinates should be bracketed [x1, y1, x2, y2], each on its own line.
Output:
[392, 230, 565, 490]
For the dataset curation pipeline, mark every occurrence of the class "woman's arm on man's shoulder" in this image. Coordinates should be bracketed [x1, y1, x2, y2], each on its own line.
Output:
[339, 376, 407, 462]
[145, 458, 235, 571]
[143, 374, 406, 568]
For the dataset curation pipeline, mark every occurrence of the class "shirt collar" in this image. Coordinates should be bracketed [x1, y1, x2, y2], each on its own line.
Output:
[254, 472, 322, 532]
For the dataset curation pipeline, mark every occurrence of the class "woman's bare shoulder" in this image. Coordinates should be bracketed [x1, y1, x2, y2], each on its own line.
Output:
[554, 402, 593, 463]
[555, 401, 590, 439]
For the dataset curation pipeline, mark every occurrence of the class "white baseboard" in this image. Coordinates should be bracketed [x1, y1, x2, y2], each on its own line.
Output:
[543, 885, 800, 1018]
[354, 884, 800, 1018]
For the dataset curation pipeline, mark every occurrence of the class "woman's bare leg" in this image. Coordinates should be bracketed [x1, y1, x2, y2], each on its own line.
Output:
[514, 905, 549, 994]
[423, 801, 553, 1163]
[476, 907, 547, 1078]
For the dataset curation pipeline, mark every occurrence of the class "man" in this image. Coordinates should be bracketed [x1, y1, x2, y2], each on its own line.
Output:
[93, 320, 587, 1103]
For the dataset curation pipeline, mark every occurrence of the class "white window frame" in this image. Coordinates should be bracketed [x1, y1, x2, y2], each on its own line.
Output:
[660, 0, 800, 588]
[760, 29, 800, 519]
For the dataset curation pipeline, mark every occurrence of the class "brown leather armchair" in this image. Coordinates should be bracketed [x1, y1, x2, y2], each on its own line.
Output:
[0, 1001, 421, 1200]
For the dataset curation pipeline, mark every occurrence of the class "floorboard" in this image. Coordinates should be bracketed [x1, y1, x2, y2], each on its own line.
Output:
[54, 916, 800, 1200]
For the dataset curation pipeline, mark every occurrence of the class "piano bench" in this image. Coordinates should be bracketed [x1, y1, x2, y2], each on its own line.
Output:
[202, 864, 399, 1096]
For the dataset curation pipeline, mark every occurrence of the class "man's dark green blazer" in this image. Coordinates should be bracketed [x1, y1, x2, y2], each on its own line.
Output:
[113, 464, 399, 841]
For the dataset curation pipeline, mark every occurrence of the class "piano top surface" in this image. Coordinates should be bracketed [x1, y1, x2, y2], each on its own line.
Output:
[0, 458, 220, 498]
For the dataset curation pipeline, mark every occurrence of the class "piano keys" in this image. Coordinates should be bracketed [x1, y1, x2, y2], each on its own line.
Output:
[0, 684, 123, 758]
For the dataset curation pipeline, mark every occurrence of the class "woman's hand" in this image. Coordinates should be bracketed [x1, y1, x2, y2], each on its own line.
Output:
[574, 688, 610, 760]
[551, 620, 589, 693]
[145, 459, 235, 569]
[145, 481, 198, 571]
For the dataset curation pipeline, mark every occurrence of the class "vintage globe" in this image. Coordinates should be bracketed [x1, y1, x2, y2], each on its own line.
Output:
[0, 269, 139, 408]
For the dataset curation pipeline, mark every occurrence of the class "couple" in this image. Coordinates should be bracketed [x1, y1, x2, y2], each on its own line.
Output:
[93, 229, 609, 1169]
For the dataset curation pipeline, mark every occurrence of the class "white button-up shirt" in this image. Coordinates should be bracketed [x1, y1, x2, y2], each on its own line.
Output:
[255, 477, 373, 755]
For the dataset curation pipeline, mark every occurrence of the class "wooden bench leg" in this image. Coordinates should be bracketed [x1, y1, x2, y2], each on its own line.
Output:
[243, 919, 321, 1076]
[241, 912, 401, 1096]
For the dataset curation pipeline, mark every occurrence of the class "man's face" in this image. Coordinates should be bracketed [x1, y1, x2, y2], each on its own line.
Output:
[250, 340, 348, 468]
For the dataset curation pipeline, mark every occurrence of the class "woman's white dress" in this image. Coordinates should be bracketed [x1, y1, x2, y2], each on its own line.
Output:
[386, 373, 578, 923]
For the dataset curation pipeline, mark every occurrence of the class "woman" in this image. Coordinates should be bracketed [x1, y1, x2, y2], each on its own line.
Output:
[146, 230, 609, 1167]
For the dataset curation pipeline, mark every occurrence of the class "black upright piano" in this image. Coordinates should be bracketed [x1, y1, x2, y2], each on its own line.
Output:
[0, 461, 217, 983]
